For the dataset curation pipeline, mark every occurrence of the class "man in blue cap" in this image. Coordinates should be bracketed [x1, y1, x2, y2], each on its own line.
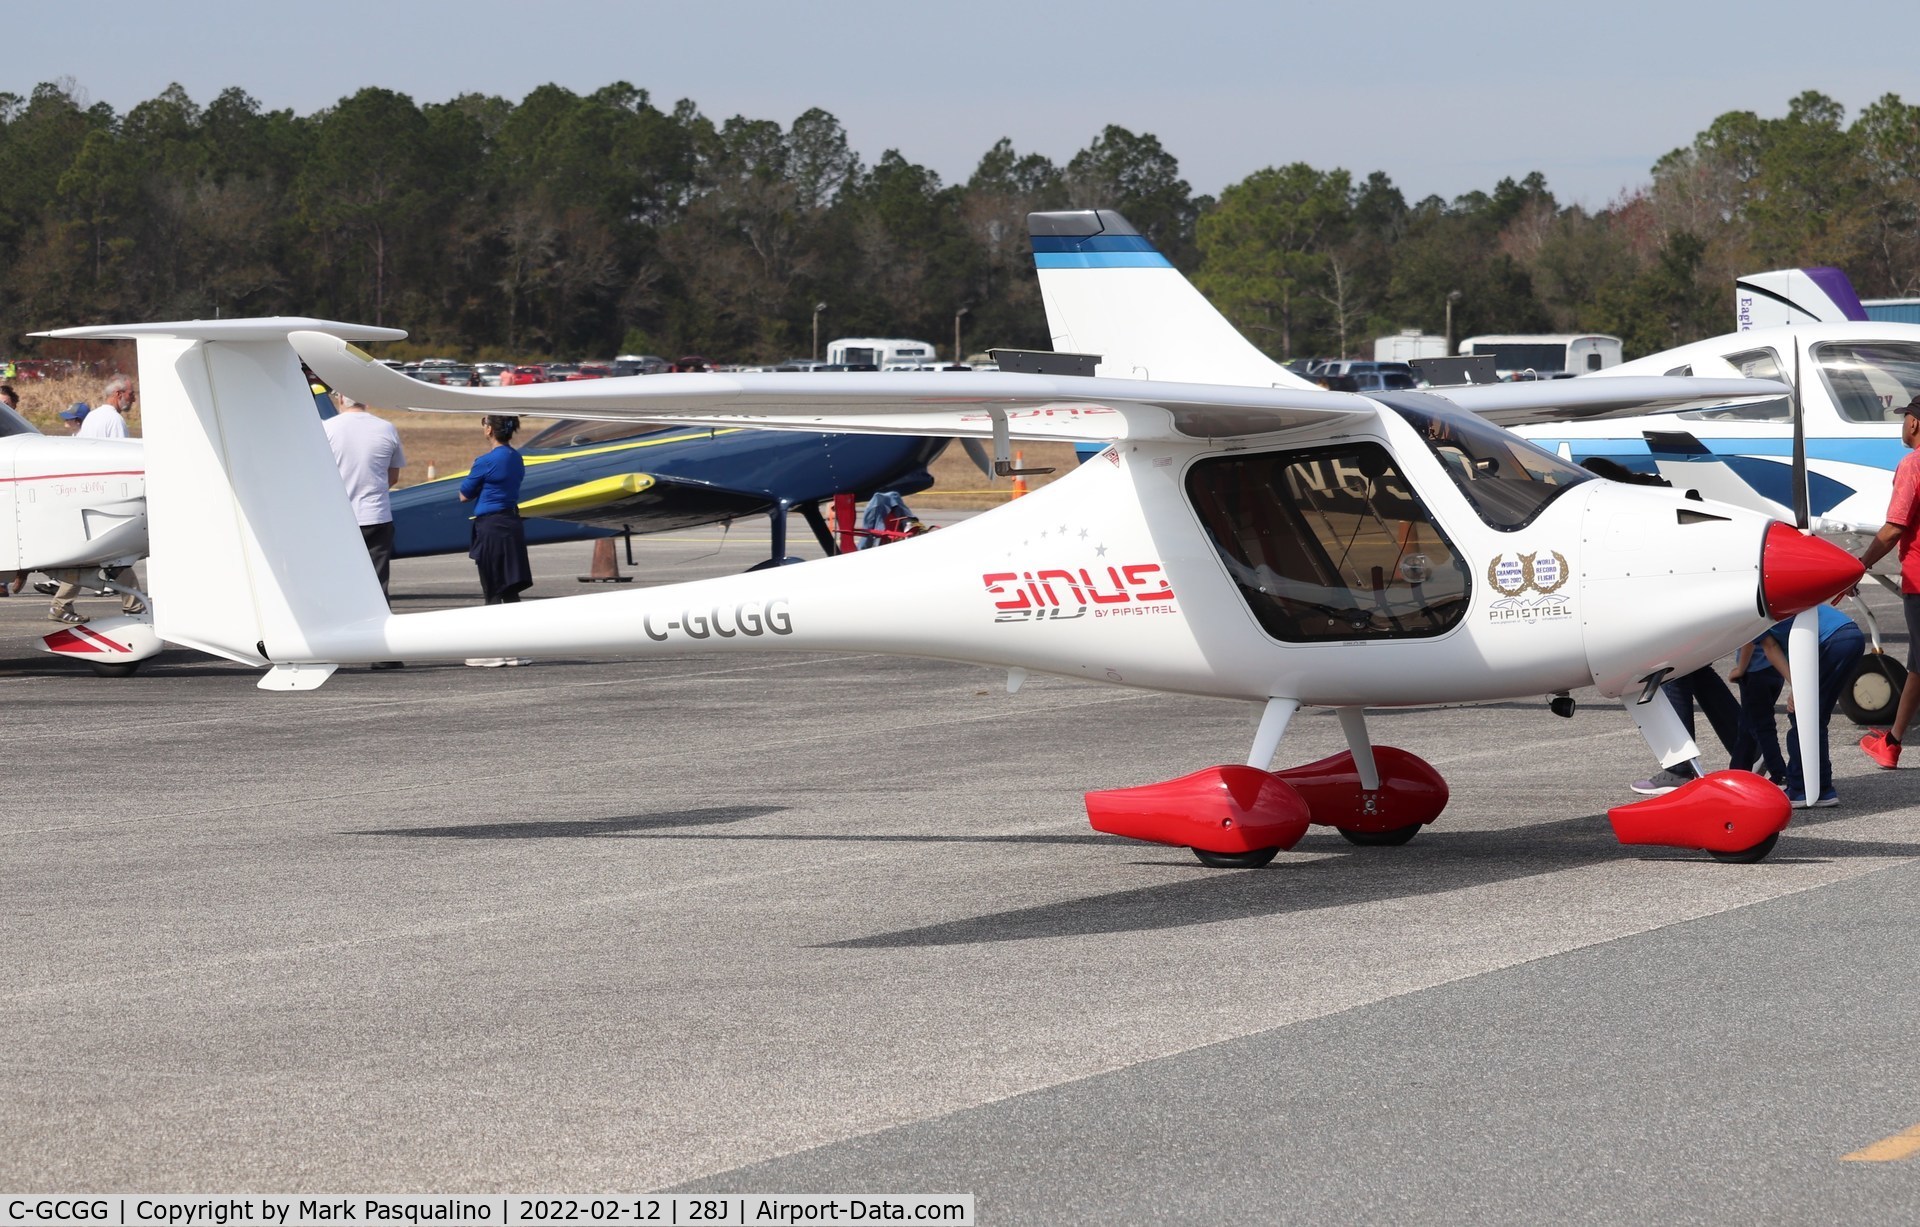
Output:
[58, 402, 88, 432]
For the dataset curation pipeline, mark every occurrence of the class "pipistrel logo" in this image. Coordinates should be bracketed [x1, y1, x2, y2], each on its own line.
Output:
[1486, 550, 1572, 624]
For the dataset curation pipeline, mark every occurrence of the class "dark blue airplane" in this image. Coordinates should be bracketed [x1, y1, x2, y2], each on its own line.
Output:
[389, 418, 950, 569]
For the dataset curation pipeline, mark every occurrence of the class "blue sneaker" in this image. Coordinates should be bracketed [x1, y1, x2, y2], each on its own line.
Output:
[1814, 790, 1839, 808]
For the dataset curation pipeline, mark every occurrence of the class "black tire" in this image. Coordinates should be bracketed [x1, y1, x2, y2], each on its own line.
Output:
[1338, 824, 1422, 846]
[1709, 832, 1780, 864]
[1840, 654, 1907, 727]
[1191, 846, 1281, 869]
[88, 660, 142, 678]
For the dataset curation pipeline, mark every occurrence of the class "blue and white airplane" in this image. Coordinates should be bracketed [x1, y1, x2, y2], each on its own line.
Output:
[1514, 268, 1920, 538]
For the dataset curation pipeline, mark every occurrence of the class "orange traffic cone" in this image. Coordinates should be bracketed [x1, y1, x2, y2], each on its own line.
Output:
[1011, 451, 1028, 498]
[578, 536, 634, 583]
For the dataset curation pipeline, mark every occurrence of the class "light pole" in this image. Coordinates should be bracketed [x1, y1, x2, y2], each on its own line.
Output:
[812, 302, 828, 363]
[1445, 290, 1462, 353]
[954, 305, 971, 365]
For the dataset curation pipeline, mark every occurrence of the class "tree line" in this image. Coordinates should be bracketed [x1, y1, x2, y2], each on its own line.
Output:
[3, 81, 1915, 364]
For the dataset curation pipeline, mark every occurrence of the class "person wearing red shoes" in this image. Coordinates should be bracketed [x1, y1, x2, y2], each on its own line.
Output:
[1858, 395, 1920, 768]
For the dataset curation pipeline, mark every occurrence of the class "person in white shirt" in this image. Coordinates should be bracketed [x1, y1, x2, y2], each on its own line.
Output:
[323, 394, 407, 609]
[77, 376, 133, 438]
[48, 377, 141, 621]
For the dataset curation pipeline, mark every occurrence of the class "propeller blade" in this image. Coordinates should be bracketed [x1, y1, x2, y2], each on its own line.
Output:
[961, 436, 995, 480]
[1789, 606, 1821, 806]
[1791, 344, 1809, 530]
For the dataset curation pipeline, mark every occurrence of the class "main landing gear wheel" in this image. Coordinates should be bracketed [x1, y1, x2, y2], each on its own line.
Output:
[1338, 824, 1422, 846]
[88, 661, 143, 678]
[1191, 846, 1281, 869]
[1709, 832, 1780, 864]
[1840, 654, 1907, 727]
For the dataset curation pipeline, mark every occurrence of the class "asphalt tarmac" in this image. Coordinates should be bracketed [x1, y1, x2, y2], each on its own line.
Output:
[4, 526, 1918, 1223]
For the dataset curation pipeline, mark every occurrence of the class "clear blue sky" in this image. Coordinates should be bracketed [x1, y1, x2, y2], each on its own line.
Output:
[19, 0, 1919, 209]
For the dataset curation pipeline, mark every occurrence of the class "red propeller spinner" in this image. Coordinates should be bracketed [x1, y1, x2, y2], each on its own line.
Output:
[1759, 522, 1866, 619]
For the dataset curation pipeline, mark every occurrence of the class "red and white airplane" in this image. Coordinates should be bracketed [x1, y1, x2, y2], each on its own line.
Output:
[0, 400, 159, 674]
[38, 212, 1864, 866]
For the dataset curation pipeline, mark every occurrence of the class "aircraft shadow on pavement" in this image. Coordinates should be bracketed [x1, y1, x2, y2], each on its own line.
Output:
[824, 811, 1920, 948]
[0, 648, 259, 678]
[347, 804, 785, 839]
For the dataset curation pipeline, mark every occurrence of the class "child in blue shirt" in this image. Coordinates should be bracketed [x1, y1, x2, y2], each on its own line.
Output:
[1753, 602, 1866, 806]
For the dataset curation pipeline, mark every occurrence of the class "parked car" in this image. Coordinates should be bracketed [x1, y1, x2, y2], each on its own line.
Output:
[1349, 369, 1420, 392]
[613, 354, 667, 376]
[544, 363, 582, 380]
[474, 362, 508, 387]
[668, 356, 712, 373]
[500, 365, 547, 387]
[410, 364, 476, 386]
[566, 364, 613, 381]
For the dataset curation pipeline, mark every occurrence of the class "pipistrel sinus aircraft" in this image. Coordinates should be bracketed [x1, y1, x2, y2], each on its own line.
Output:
[39, 213, 1863, 868]
[0, 400, 160, 674]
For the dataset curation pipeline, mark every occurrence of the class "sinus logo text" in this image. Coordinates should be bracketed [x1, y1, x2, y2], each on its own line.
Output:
[984, 564, 1175, 623]
[644, 598, 792, 642]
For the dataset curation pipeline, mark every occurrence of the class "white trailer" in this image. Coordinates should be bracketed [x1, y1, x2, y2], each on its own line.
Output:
[826, 337, 937, 368]
[1373, 330, 1448, 362]
[1456, 334, 1623, 377]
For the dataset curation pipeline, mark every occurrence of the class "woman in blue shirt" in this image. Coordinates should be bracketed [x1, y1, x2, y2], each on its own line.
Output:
[458, 415, 533, 606]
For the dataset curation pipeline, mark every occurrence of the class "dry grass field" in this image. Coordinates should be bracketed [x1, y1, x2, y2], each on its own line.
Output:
[11, 371, 1079, 509]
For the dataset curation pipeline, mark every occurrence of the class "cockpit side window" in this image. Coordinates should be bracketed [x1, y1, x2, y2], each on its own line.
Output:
[1677, 348, 1791, 423]
[1186, 443, 1471, 642]
[1380, 396, 1592, 531]
[1813, 340, 1920, 422]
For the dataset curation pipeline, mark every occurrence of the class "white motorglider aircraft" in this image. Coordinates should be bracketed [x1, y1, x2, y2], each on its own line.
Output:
[39, 213, 1865, 867]
[0, 400, 160, 674]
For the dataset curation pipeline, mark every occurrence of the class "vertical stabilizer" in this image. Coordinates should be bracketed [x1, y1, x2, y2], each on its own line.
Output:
[35, 319, 405, 665]
[1734, 267, 1868, 331]
[1029, 210, 1315, 390]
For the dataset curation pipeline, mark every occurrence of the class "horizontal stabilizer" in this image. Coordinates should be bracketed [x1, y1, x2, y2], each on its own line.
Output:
[37, 317, 407, 345]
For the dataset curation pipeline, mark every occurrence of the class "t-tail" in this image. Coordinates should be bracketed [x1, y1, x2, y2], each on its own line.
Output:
[1028, 209, 1315, 390]
[35, 320, 407, 671]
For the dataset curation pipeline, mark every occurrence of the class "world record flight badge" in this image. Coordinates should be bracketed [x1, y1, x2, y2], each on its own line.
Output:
[1486, 550, 1573, 623]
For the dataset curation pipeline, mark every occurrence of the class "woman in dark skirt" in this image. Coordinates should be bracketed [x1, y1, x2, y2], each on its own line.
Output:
[459, 416, 533, 666]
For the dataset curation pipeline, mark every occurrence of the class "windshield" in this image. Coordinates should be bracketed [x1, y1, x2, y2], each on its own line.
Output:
[0, 404, 39, 437]
[1382, 395, 1592, 531]
[1814, 340, 1920, 422]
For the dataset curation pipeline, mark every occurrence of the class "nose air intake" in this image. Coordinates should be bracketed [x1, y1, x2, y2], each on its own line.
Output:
[1759, 522, 1864, 619]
